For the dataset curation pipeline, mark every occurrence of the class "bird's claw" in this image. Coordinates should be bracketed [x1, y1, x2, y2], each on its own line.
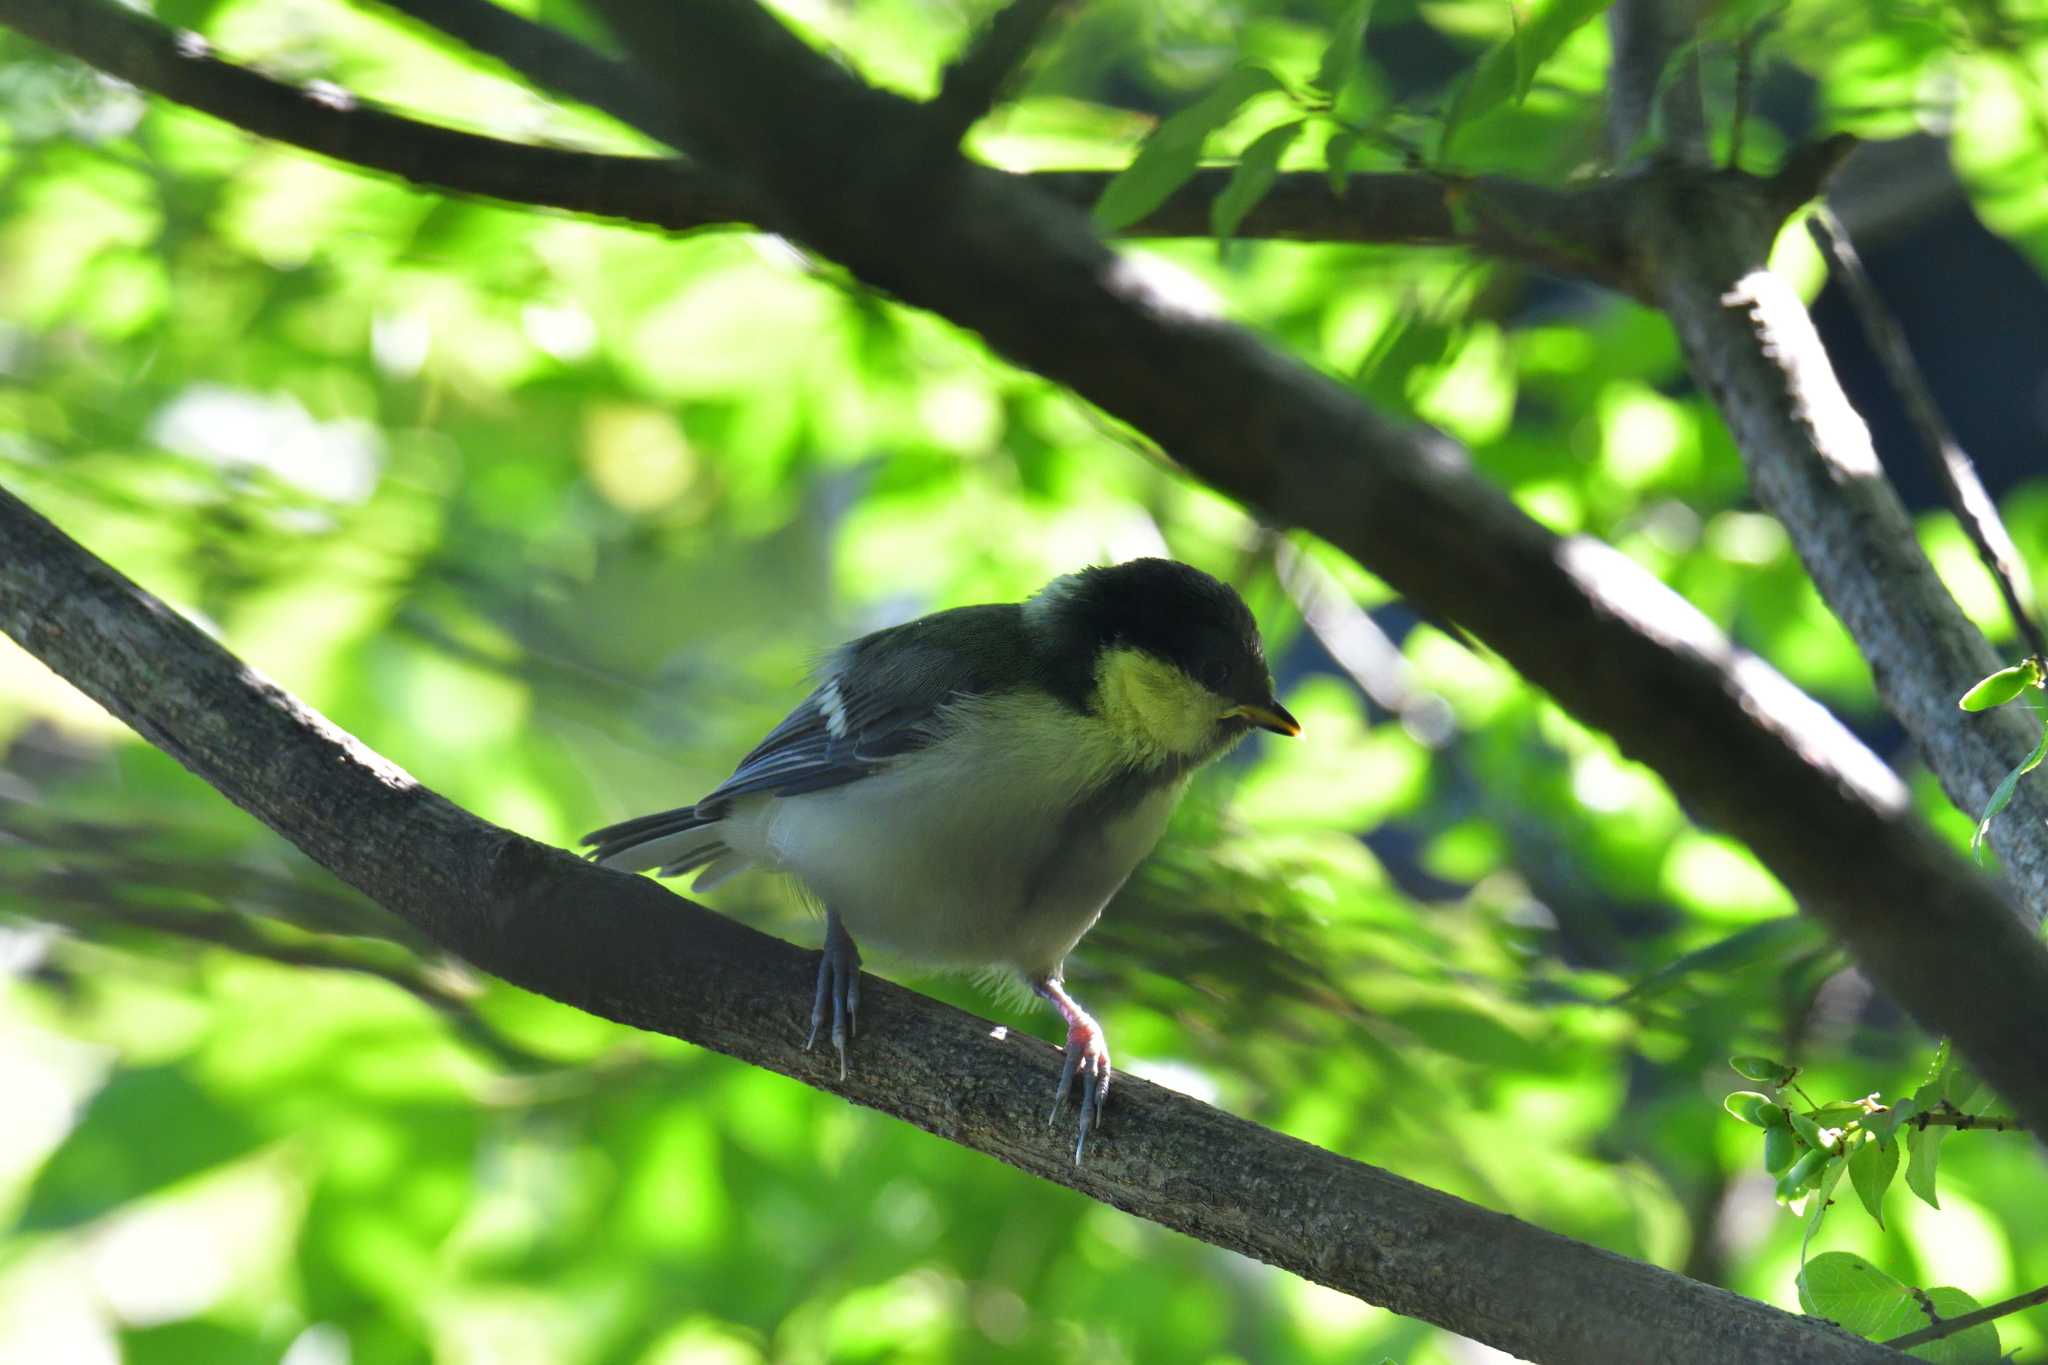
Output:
[1047, 1021, 1111, 1163]
[1033, 976, 1111, 1164]
[805, 912, 860, 1080]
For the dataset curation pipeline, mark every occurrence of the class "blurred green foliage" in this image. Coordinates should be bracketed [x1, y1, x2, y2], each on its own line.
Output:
[4, 0, 2048, 1360]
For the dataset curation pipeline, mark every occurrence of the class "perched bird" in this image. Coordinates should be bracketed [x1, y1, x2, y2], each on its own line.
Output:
[583, 558, 1298, 1160]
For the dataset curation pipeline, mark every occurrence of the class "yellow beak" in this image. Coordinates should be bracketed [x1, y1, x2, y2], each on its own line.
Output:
[1226, 700, 1301, 737]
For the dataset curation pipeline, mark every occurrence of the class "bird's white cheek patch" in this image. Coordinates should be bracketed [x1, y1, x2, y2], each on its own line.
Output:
[1094, 647, 1220, 758]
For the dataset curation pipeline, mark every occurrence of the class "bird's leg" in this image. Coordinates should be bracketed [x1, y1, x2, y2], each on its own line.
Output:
[1032, 974, 1110, 1164]
[805, 909, 861, 1080]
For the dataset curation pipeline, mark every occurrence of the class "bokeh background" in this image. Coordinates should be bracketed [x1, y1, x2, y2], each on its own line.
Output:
[4, 0, 2048, 1360]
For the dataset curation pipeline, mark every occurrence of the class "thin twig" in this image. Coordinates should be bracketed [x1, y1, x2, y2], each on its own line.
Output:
[1904, 1102, 2025, 1133]
[20, 894, 558, 1071]
[1271, 539, 1456, 746]
[1807, 206, 2048, 664]
[1884, 1281, 2048, 1350]
[927, 0, 1068, 150]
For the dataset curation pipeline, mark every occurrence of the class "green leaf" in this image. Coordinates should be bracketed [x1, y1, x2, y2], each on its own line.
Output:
[1212, 120, 1307, 243]
[1798, 1251, 1914, 1337]
[1905, 1114, 1948, 1209]
[1440, 0, 1614, 152]
[1313, 0, 1377, 99]
[1868, 1096, 1919, 1145]
[1847, 1132, 1898, 1228]
[1763, 1124, 1797, 1174]
[1095, 67, 1283, 232]
[1908, 1288, 2002, 1363]
[1613, 917, 1824, 1003]
[1799, 1158, 1845, 1258]
[17, 1065, 265, 1232]
[1808, 1104, 1867, 1127]
[1799, 1256, 2001, 1360]
[1777, 1146, 1828, 1198]
[1958, 658, 2041, 711]
[1942, 1063, 1982, 1112]
[1787, 1107, 1828, 1153]
[1326, 129, 1361, 196]
[1730, 1054, 1792, 1084]
[1724, 1090, 1772, 1126]
[124, 1321, 274, 1365]
[1972, 721, 2048, 856]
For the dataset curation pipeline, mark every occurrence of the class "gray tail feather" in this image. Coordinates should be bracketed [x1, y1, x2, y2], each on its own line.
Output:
[583, 805, 722, 873]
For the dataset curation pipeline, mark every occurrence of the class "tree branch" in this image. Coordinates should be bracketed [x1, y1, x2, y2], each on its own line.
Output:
[1883, 1281, 2048, 1351]
[18, 891, 553, 1072]
[1805, 207, 2047, 664]
[0, 0, 755, 231]
[1904, 1104, 2025, 1133]
[928, 0, 1069, 150]
[1606, 0, 1710, 164]
[0, 484, 1900, 1364]
[1627, 158, 2048, 923]
[0, 0, 1649, 282]
[365, 0, 680, 149]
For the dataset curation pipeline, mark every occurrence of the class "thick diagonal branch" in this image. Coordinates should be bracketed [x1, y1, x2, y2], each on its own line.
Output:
[0, 485, 1897, 1364]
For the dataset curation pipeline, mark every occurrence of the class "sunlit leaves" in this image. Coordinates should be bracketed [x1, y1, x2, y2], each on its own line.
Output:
[1958, 658, 2042, 711]
[1847, 1127, 1899, 1227]
[1729, 1054, 1793, 1085]
[1311, 0, 1375, 106]
[1971, 723, 2048, 856]
[1799, 1253, 1999, 1362]
[1211, 118, 1305, 242]
[1093, 65, 1281, 231]
[1439, 0, 1616, 155]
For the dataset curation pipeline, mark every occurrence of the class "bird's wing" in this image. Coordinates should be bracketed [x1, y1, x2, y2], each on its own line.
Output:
[693, 603, 1025, 815]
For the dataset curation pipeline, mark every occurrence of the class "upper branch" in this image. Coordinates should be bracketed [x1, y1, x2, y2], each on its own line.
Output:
[0, 484, 1896, 1365]
[1806, 208, 2047, 663]
[928, 0, 1070, 151]
[0, 0, 754, 230]
[1, 0, 1646, 282]
[1606, 0, 1710, 164]
[1621, 132, 2048, 926]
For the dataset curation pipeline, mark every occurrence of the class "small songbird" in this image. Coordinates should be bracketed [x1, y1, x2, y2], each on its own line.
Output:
[583, 558, 1298, 1160]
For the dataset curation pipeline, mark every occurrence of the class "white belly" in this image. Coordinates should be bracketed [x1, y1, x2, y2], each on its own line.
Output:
[716, 693, 1188, 978]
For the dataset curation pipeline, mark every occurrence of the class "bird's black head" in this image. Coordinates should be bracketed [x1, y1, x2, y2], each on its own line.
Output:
[1028, 558, 1298, 739]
